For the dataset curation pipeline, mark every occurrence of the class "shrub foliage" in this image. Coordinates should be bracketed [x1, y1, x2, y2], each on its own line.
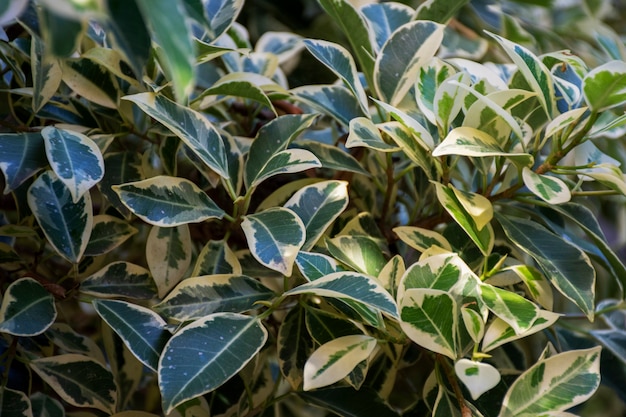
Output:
[1, 0, 626, 416]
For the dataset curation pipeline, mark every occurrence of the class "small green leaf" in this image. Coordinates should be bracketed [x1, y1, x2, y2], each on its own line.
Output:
[136, 0, 194, 101]
[286, 271, 398, 319]
[123, 93, 229, 178]
[499, 347, 601, 417]
[81, 262, 157, 299]
[27, 171, 93, 263]
[480, 284, 539, 334]
[454, 359, 500, 400]
[241, 207, 306, 276]
[192, 240, 242, 276]
[154, 274, 275, 321]
[399, 288, 458, 359]
[84, 215, 138, 257]
[0, 277, 56, 337]
[303, 335, 377, 391]
[583, 60, 626, 112]
[30, 354, 118, 414]
[146, 225, 192, 298]
[93, 299, 170, 372]
[482, 312, 560, 352]
[0, 132, 47, 194]
[113, 176, 224, 227]
[159, 313, 268, 414]
[374, 20, 445, 106]
[346, 117, 400, 152]
[296, 251, 343, 281]
[522, 168, 571, 204]
[285, 180, 349, 251]
[461, 307, 484, 343]
[250, 149, 321, 189]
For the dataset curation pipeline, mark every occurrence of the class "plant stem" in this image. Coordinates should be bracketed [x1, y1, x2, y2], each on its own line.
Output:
[437, 354, 471, 417]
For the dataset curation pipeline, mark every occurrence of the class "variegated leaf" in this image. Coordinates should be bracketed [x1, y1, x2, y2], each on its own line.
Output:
[31, 392, 63, 417]
[433, 182, 494, 256]
[454, 359, 500, 400]
[433, 126, 533, 168]
[284, 180, 349, 251]
[159, 313, 267, 414]
[451, 187, 493, 231]
[250, 149, 321, 189]
[487, 32, 556, 117]
[0, 132, 47, 194]
[303, 335, 377, 391]
[583, 60, 626, 112]
[99, 151, 142, 219]
[461, 307, 484, 343]
[480, 284, 539, 334]
[196, 72, 281, 114]
[372, 98, 435, 150]
[394, 226, 452, 253]
[245, 114, 317, 188]
[278, 305, 314, 389]
[192, 240, 242, 276]
[346, 117, 400, 152]
[241, 207, 305, 276]
[0, 387, 31, 417]
[522, 168, 571, 204]
[291, 84, 365, 127]
[93, 299, 169, 372]
[303, 39, 368, 113]
[0, 0, 27, 25]
[326, 235, 387, 277]
[378, 121, 432, 175]
[499, 347, 601, 417]
[255, 31, 304, 65]
[154, 274, 275, 321]
[30, 34, 62, 113]
[195, 0, 244, 42]
[81, 262, 157, 299]
[295, 141, 369, 176]
[84, 215, 138, 257]
[45, 323, 106, 365]
[544, 107, 588, 141]
[296, 251, 343, 281]
[416, 57, 456, 125]
[135, 0, 194, 101]
[123, 93, 229, 178]
[30, 354, 118, 414]
[482, 312, 561, 352]
[286, 271, 398, 318]
[434, 72, 470, 132]
[497, 214, 595, 320]
[61, 57, 119, 108]
[361, 2, 413, 51]
[113, 176, 224, 227]
[399, 288, 458, 359]
[147, 225, 192, 298]
[502, 264, 553, 310]
[378, 255, 405, 300]
[305, 308, 361, 346]
[41, 126, 104, 202]
[0, 277, 56, 337]
[374, 20, 445, 106]
[27, 171, 92, 263]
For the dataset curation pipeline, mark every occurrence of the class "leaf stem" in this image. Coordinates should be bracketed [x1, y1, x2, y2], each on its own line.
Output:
[437, 354, 471, 417]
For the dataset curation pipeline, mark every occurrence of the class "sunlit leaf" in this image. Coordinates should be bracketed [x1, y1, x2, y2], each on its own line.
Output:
[583, 60, 626, 112]
[346, 117, 400, 152]
[326, 235, 387, 277]
[454, 359, 500, 400]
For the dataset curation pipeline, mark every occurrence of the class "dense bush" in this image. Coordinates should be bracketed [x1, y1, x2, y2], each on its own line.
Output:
[2, 0, 626, 416]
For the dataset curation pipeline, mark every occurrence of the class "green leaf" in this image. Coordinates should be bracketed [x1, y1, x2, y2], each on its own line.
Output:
[0, 387, 31, 417]
[378, 255, 405, 300]
[61, 58, 119, 109]
[81, 262, 157, 300]
[255, 31, 303, 64]
[296, 251, 343, 281]
[304, 335, 377, 391]
[346, 117, 400, 152]
[497, 214, 595, 320]
[286, 271, 398, 319]
[0, 132, 47, 194]
[317, 0, 375, 91]
[30, 354, 118, 414]
[241, 207, 306, 276]
[499, 347, 601, 417]
[399, 288, 458, 359]
[544, 107, 588, 141]
[93, 299, 170, 372]
[45, 323, 106, 365]
[196, 0, 244, 42]
[0, 277, 56, 337]
[84, 215, 138, 257]
[295, 140, 369, 176]
[27, 171, 93, 263]
[361, 2, 413, 51]
[31, 392, 63, 417]
[39, 6, 83, 57]
[192, 240, 242, 276]
[502, 264, 553, 310]
[480, 284, 539, 334]
[415, 58, 456, 125]
[583, 60, 626, 112]
[374, 20, 445, 106]
[154, 274, 275, 321]
[482, 312, 560, 352]
[451, 187, 494, 231]
[305, 308, 361, 346]
[522, 168, 571, 204]
[245, 114, 317, 188]
[284, 180, 349, 251]
[433, 126, 533, 168]
[378, 121, 433, 176]
[303, 39, 368, 113]
[432, 182, 494, 256]
[159, 313, 268, 414]
[41, 126, 104, 202]
[454, 359, 500, 400]
[415, 0, 470, 23]
[298, 387, 400, 417]
[146, 225, 192, 298]
[30, 34, 62, 113]
[372, 98, 435, 150]
[278, 305, 314, 389]
[197, 72, 281, 114]
[136, 0, 194, 101]
[291, 85, 365, 127]
[434, 72, 470, 132]
[113, 176, 224, 227]
[99, 151, 142, 219]
[250, 149, 321, 189]
[461, 307, 484, 343]
[326, 235, 387, 277]
[487, 32, 555, 117]
[123, 93, 229, 178]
